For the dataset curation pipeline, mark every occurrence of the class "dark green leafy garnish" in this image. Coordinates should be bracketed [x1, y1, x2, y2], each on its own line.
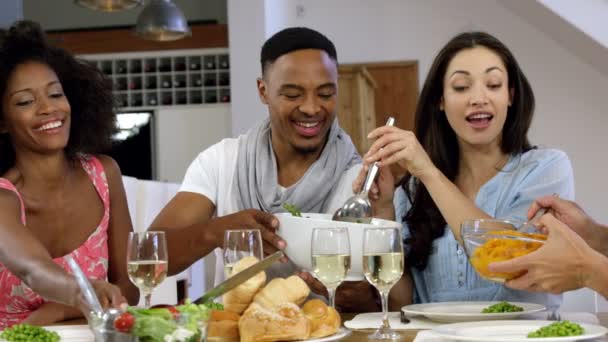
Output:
[283, 203, 302, 217]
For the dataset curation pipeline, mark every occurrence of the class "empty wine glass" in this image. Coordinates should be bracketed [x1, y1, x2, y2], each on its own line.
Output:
[223, 229, 263, 277]
[311, 227, 351, 308]
[127, 231, 168, 308]
[363, 227, 404, 340]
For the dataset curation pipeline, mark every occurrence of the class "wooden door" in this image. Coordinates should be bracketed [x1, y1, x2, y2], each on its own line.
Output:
[363, 62, 418, 132]
[337, 66, 377, 155]
[338, 61, 419, 180]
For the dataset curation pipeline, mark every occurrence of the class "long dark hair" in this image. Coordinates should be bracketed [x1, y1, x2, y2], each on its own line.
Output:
[0, 20, 116, 175]
[402, 31, 535, 270]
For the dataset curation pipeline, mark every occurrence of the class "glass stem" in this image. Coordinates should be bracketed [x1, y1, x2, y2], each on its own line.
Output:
[144, 293, 152, 308]
[328, 288, 336, 308]
[380, 291, 390, 329]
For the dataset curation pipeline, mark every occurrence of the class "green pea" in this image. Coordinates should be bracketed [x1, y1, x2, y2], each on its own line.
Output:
[0, 323, 60, 342]
[482, 301, 524, 313]
[527, 320, 585, 338]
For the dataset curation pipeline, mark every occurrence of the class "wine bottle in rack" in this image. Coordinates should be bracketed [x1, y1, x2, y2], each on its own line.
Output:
[219, 73, 230, 86]
[146, 78, 157, 89]
[130, 61, 142, 73]
[204, 75, 217, 87]
[131, 96, 143, 107]
[190, 60, 201, 70]
[176, 93, 187, 104]
[205, 92, 217, 103]
[116, 79, 127, 91]
[204, 59, 216, 70]
[159, 59, 172, 72]
[174, 79, 185, 88]
[116, 63, 127, 74]
[144, 61, 156, 73]
[190, 92, 202, 104]
[129, 79, 142, 90]
[162, 93, 173, 105]
[175, 61, 186, 71]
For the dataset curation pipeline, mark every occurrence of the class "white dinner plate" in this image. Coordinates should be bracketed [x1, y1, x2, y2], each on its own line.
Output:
[34, 325, 94, 342]
[402, 301, 546, 323]
[299, 327, 351, 341]
[433, 320, 608, 341]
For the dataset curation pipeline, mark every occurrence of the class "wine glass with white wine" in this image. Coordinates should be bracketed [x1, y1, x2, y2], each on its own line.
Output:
[127, 231, 168, 308]
[223, 229, 263, 277]
[363, 227, 404, 340]
[311, 227, 351, 308]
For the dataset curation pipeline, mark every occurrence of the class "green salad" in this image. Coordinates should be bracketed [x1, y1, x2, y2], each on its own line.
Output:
[0, 324, 59, 342]
[113, 300, 223, 342]
[527, 320, 584, 338]
[481, 301, 524, 313]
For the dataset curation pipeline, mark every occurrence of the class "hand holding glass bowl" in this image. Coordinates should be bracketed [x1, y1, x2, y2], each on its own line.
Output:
[460, 219, 547, 282]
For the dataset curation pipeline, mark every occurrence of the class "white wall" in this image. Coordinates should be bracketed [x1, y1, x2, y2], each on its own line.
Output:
[155, 104, 231, 183]
[0, 0, 22, 26]
[230, 0, 608, 311]
[227, 0, 268, 136]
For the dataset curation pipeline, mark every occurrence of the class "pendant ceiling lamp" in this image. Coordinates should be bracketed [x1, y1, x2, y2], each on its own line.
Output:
[135, 0, 191, 41]
[75, 0, 143, 12]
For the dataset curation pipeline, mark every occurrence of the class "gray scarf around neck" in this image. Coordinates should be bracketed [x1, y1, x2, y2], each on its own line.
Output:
[235, 118, 361, 214]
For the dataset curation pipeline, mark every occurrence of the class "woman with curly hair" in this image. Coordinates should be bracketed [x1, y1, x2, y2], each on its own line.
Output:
[0, 20, 138, 327]
[356, 31, 574, 308]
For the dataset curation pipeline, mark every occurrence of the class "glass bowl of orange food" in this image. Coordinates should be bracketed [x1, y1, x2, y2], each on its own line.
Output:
[461, 219, 547, 283]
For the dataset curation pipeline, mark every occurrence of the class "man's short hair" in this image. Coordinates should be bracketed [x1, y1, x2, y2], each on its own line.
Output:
[260, 27, 338, 75]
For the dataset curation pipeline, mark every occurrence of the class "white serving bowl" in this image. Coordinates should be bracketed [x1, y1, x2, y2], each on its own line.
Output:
[276, 213, 402, 280]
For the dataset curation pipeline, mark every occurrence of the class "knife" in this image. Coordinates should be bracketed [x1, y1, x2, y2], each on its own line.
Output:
[194, 251, 283, 304]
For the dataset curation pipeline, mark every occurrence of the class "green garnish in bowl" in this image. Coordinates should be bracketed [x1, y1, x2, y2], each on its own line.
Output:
[481, 301, 524, 313]
[282, 203, 302, 217]
[528, 320, 584, 338]
[114, 300, 223, 342]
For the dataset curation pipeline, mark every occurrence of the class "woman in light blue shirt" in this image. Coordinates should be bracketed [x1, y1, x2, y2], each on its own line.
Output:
[361, 31, 573, 308]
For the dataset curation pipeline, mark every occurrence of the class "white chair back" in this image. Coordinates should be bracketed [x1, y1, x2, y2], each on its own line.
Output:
[122, 176, 181, 306]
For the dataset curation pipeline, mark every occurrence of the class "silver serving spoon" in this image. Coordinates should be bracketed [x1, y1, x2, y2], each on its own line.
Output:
[66, 257, 138, 341]
[65, 255, 104, 315]
[332, 116, 395, 223]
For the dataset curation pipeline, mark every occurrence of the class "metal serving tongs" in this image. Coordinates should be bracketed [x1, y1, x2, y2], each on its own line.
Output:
[66, 256, 135, 341]
[65, 255, 103, 315]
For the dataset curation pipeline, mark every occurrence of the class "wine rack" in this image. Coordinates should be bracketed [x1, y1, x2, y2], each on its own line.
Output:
[80, 48, 230, 109]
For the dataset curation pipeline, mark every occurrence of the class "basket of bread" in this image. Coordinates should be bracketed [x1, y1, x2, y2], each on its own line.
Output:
[207, 256, 345, 342]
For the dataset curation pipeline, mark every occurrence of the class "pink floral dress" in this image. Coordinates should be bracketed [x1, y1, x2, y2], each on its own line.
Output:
[0, 155, 110, 328]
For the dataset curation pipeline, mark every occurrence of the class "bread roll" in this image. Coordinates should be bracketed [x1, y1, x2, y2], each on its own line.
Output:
[252, 275, 310, 309]
[207, 310, 240, 341]
[223, 256, 267, 314]
[301, 299, 341, 338]
[238, 302, 310, 342]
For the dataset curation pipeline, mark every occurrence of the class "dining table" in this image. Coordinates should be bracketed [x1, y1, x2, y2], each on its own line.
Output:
[338, 312, 608, 342]
[51, 312, 608, 341]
